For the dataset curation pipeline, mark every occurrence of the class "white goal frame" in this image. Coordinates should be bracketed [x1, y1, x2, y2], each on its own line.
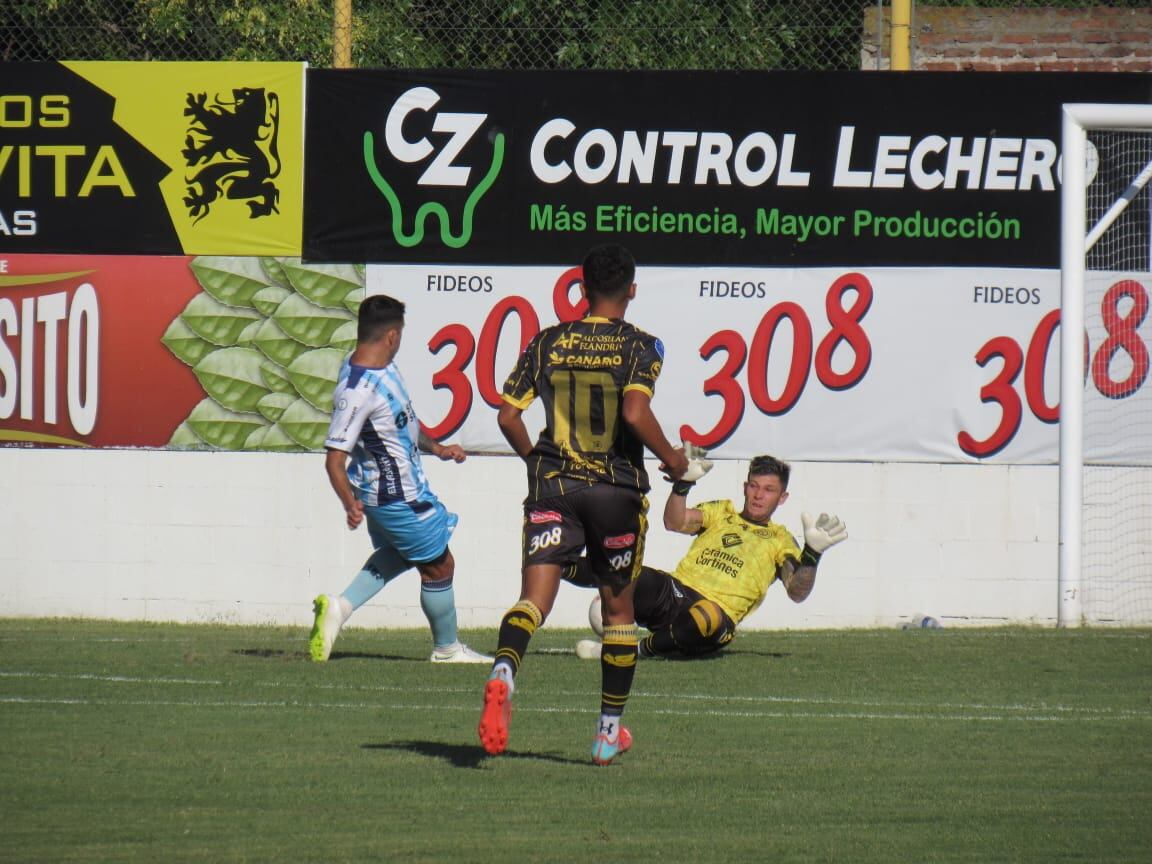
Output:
[1059, 103, 1152, 627]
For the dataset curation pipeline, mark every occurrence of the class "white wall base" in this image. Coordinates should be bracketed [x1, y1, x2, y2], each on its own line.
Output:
[0, 449, 1061, 631]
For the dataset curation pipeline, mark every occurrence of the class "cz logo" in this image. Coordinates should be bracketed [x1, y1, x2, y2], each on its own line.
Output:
[363, 86, 505, 249]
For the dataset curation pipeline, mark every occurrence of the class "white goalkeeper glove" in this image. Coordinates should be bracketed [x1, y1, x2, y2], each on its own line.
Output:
[800, 511, 848, 555]
[680, 442, 714, 484]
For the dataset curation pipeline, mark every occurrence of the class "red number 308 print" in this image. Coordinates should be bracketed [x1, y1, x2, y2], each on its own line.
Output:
[681, 272, 874, 449]
[419, 269, 874, 447]
[958, 278, 1150, 458]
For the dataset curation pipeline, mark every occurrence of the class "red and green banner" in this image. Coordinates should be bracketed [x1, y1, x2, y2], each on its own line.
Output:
[0, 254, 364, 450]
[0, 255, 202, 446]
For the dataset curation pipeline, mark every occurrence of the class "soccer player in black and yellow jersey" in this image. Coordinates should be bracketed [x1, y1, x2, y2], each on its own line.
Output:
[570, 455, 848, 659]
[477, 243, 689, 765]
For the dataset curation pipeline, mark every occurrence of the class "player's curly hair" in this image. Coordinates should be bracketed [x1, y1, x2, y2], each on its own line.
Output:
[582, 243, 635, 298]
[357, 294, 405, 342]
[748, 455, 791, 489]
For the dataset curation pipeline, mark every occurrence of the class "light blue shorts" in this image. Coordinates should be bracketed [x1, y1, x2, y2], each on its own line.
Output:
[363, 497, 459, 566]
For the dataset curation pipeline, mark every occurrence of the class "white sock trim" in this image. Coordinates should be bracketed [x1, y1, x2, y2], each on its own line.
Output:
[489, 661, 515, 692]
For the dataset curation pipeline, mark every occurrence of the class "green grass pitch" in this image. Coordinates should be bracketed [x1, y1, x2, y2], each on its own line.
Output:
[1, 620, 1149, 863]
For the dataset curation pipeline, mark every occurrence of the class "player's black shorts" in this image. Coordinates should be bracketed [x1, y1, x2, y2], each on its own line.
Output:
[631, 566, 693, 629]
[561, 559, 737, 654]
[632, 567, 736, 653]
[522, 484, 648, 588]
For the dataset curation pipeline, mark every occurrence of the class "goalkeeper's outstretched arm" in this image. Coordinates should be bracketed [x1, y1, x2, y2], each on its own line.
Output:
[779, 511, 849, 603]
[778, 559, 817, 603]
[664, 487, 703, 534]
[663, 441, 713, 533]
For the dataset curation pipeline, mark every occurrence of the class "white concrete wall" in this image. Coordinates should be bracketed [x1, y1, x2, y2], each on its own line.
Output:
[0, 448, 1061, 630]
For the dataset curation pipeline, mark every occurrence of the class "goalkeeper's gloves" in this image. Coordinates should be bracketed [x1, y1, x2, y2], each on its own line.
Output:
[799, 511, 848, 564]
[671, 442, 713, 495]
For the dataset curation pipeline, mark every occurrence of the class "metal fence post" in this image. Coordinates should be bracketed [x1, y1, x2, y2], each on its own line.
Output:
[334, 0, 353, 68]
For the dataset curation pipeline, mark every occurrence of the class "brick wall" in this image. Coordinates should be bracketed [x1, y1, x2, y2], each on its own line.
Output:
[861, 6, 1152, 72]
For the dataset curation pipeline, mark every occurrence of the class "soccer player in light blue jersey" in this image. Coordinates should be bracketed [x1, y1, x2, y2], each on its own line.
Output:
[309, 294, 492, 665]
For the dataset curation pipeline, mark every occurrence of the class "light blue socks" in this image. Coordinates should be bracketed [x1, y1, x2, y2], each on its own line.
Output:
[339, 550, 405, 616]
[420, 575, 459, 650]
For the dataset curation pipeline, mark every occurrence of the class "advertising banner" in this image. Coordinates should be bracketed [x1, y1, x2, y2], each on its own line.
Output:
[0, 62, 304, 256]
[3, 252, 1147, 463]
[303, 70, 1150, 267]
[0, 254, 204, 447]
[366, 261, 1151, 465]
[0, 254, 362, 450]
[5, 69, 1149, 463]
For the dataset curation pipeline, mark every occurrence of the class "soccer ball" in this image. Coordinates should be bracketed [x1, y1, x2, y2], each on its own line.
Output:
[588, 595, 604, 637]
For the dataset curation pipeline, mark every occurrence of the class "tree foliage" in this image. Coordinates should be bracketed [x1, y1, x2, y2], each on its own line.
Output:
[6, 1, 1140, 68]
[2, 0, 872, 70]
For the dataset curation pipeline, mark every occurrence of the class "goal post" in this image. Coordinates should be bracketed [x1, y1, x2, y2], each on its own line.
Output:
[1059, 103, 1152, 628]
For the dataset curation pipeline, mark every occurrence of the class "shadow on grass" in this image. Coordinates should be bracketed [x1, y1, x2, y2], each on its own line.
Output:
[232, 646, 790, 664]
[232, 648, 410, 662]
[362, 740, 588, 768]
[640, 649, 791, 661]
[719, 649, 792, 659]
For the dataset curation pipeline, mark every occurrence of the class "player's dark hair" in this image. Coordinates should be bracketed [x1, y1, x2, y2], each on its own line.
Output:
[581, 243, 636, 299]
[357, 294, 405, 343]
[748, 455, 791, 489]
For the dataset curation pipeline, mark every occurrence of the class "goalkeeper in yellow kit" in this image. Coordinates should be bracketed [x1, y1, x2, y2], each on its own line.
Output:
[569, 454, 847, 659]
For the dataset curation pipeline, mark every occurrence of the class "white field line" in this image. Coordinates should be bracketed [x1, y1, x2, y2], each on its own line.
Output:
[1, 669, 1149, 722]
[0, 696, 1147, 723]
[1, 630, 1147, 643]
[0, 670, 222, 685]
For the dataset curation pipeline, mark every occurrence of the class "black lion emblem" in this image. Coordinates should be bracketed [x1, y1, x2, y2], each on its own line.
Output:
[182, 87, 281, 223]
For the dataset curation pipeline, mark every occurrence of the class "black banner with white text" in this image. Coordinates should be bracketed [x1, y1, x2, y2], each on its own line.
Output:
[303, 70, 1151, 267]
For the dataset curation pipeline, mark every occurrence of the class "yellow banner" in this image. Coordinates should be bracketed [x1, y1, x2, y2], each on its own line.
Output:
[63, 61, 304, 256]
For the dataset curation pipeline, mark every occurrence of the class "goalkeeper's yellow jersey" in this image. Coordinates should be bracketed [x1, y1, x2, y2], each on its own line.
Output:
[673, 499, 801, 624]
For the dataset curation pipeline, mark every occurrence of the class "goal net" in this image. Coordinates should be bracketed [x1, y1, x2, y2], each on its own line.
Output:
[1060, 104, 1152, 627]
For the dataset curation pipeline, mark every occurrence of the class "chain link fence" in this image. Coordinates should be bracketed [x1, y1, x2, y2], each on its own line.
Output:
[7, 1, 867, 69]
[2, 2, 1143, 69]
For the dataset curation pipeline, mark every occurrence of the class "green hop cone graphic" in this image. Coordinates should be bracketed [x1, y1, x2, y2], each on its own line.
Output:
[163, 257, 364, 452]
[193, 347, 272, 414]
[183, 398, 269, 450]
[277, 398, 332, 450]
[251, 284, 292, 317]
[252, 317, 311, 367]
[179, 293, 262, 347]
[244, 424, 307, 452]
[190, 257, 275, 309]
[279, 260, 362, 308]
[161, 318, 216, 367]
[255, 391, 298, 424]
[272, 294, 355, 348]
